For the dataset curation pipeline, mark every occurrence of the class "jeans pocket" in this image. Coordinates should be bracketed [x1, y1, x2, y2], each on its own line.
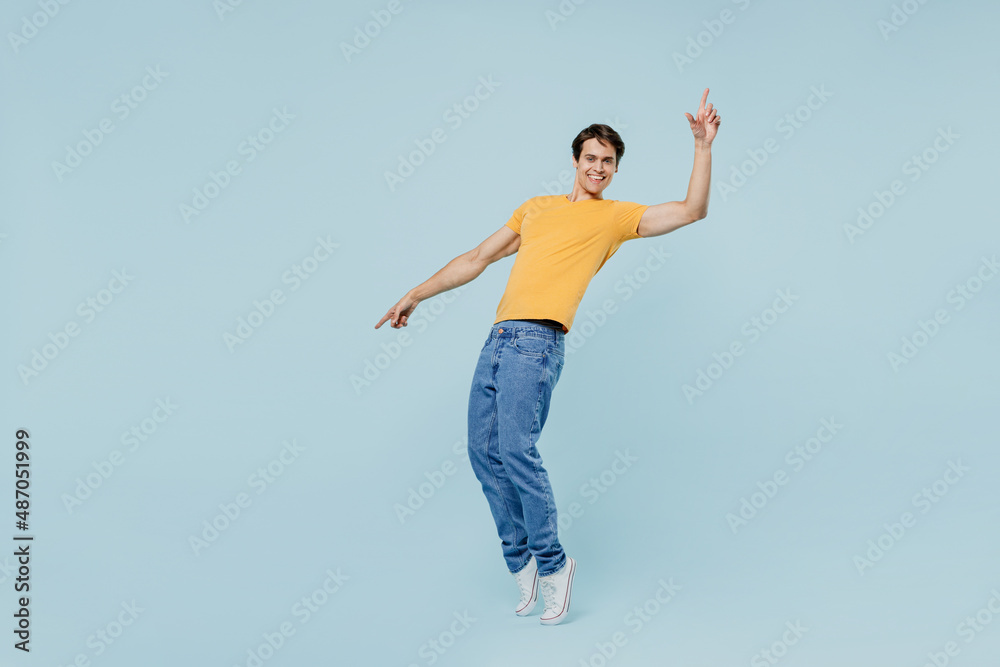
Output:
[512, 334, 548, 358]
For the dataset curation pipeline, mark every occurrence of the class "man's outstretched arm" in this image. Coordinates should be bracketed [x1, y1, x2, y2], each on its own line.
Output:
[637, 87, 722, 238]
[375, 225, 520, 329]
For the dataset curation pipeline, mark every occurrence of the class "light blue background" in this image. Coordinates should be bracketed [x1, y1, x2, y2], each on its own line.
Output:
[2, 0, 998, 665]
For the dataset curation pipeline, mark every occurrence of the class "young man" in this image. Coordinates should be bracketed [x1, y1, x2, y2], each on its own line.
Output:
[376, 89, 721, 625]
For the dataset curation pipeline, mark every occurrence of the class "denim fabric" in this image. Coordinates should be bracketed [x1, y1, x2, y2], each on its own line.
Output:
[467, 319, 567, 577]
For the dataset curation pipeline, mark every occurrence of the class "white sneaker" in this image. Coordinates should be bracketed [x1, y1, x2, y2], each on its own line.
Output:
[539, 557, 576, 625]
[512, 555, 539, 616]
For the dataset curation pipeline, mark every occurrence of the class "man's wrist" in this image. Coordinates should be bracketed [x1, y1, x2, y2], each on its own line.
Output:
[694, 139, 712, 151]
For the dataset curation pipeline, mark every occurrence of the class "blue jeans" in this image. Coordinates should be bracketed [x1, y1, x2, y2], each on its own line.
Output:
[467, 319, 567, 577]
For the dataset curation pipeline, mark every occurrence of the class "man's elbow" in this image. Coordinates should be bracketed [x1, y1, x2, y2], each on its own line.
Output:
[676, 199, 707, 224]
[687, 204, 708, 222]
[467, 248, 495, 276]
[465, 248, 485, 271]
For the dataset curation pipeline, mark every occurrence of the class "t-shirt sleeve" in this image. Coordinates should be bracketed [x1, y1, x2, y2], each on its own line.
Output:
[504, 198, 531, 235]
[614, 200, 648, 242]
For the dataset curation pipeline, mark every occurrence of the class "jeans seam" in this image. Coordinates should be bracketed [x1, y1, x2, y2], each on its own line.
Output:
[532, 350, 559, 561]
[486, 347, 527, 571]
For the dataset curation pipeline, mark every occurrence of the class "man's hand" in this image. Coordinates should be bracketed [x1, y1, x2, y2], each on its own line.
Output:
[684, 87, 721, 145]
[375, 291, 420, 329]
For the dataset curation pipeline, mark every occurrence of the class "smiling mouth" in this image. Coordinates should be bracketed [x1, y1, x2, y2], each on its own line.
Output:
[588, 174, 605, 183]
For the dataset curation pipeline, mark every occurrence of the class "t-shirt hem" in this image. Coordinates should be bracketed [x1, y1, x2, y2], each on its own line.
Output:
[493, 314, 568, 334]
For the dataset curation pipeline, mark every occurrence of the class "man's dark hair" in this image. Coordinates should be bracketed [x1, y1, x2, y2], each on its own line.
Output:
[571, 124, 625, 167]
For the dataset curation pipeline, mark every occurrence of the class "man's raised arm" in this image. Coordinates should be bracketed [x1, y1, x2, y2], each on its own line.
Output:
[375, 225, 520, 329]
[637, 87, 722, 239]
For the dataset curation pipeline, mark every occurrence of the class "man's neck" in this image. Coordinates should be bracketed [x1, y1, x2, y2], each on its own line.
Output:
[564, 191, 604, 203]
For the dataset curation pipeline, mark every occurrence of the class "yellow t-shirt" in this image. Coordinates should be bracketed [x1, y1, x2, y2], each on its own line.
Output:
[494, 194, 649, 334]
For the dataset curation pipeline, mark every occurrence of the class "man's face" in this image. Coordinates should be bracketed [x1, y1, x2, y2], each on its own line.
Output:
[572, 138, 618, 196]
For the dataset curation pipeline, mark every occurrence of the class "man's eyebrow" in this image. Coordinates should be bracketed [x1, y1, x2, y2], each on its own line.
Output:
[584, 153, 614, 160]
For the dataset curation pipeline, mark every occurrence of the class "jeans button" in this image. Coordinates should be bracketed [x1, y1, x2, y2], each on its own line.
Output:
[499, 328, 503, 333]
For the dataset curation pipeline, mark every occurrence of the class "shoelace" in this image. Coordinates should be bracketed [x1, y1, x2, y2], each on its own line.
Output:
[540, 577, 558, 612]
